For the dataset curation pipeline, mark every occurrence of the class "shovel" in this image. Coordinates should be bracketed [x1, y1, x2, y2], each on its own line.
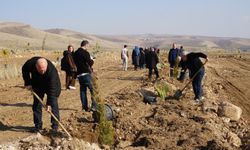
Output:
[174, 60, 207, 100]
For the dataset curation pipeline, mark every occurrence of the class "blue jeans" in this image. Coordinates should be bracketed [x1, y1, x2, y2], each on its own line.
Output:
[78, 74, 95, 111]
[191, 68, 205, 99]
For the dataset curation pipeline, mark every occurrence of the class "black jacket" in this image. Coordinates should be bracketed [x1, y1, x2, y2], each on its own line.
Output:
[62, 50, 77, 73]
[22, 57, 61, 105]
[180, 52, 207, 76]
[168, 48, 181, 66]
[145, 50, 159, 69]
[74, 48, 94, 75]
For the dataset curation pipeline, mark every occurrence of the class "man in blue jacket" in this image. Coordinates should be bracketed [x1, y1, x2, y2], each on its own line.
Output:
[168, 43, 181, 77]
[22, 57, 61, 132]
[179, 52, 208, 102]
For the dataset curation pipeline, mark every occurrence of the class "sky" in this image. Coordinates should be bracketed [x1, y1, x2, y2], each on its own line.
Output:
[0, 0, 250, 38]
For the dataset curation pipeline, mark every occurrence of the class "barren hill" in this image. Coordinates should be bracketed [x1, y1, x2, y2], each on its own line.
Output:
[1, 21, 250, 52]
[0, 22, 120, 51]
[96, 34, 250, 51]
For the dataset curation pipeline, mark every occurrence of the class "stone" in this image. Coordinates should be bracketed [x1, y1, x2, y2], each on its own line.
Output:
[226, 132, 241, 147]
[139, 87, 157, 97]
[218, 102, 242, 121]
[118, 141, 132, 148]
[221, 117, 231, 123]
[180, 112, 187, 117]
[101, 144, 110, 150]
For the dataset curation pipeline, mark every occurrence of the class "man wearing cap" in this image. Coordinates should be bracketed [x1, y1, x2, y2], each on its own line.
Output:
[22, 57, 61, 132]
[179, 52, 208, 102]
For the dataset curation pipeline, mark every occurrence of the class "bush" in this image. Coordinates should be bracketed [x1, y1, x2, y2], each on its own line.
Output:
[92, 75, 114, 146]
[155, 82, 170, 100]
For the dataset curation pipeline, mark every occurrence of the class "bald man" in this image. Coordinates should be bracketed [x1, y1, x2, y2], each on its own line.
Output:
[22, 57, 61, 132]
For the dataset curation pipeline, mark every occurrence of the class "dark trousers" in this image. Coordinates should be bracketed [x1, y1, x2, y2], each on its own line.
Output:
[169, 63, 175, 77]
[32, 91, 59, 129]
[66, 72, 76, 88]
[191, 68, 205, 99]
[149, 67, 159, 79]
[133, 56, 140, 70]
[78, 74, 95, 111]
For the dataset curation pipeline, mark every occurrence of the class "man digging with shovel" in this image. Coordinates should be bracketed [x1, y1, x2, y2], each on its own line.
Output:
[22, 57, 61, 133]
[176, 51, 208, 103]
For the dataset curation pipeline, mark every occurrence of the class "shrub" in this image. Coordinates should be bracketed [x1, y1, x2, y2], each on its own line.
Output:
[173, 57, 180, 79]
[92, 75, 114, 146]
[155, 82, 170, 100]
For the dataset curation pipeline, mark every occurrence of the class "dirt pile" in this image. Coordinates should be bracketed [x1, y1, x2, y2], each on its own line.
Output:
[103, 76, 250, 149]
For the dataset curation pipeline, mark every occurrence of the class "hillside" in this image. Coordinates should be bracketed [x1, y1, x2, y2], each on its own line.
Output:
[96, 34, 250, 51]
[0, 22, 120, 51]
[1, 21, 250, 52]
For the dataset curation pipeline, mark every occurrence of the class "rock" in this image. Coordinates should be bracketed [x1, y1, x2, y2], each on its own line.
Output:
[218, 102, 242, 121]
[139, 87, 157, 97]
[68, 126, 74, 132]
[51, 138, 62, 147]
[118, 141, 132, 148]
[202, 101, 218, 113]
[180, 112, 187, 117]
[221, 117, 231, 123]
[226, 132, 241, 147]
[37, 135, 50, 145]
[124, 146, 146, 150]
[100, 144, 110, 150]
[202, 140, 225, 150]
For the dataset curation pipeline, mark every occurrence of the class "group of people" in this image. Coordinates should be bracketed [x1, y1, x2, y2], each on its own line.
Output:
[121, 42, 208, 103]
[22, 40, 95, 132]
[121, 45, 160, 79]
[21, 40, 207, 133]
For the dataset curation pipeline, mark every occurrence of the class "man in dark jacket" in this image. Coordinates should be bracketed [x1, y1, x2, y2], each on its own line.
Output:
[145, 47, 159, 79]
[168, 43, 181, 77]
[22, 57, 61, 132]
[139, 47, 145, 69]
[179, 52, 208, 102]
[61, 45, 77, 90]
[74, 40, 95, 111]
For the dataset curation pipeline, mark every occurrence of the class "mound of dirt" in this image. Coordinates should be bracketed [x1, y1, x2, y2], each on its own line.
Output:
[103, 76, 250, 149]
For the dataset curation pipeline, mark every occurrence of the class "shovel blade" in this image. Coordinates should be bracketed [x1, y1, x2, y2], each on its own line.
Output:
[174, 89, 182, 100]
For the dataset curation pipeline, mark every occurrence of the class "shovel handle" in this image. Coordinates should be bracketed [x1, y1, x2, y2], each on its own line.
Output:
[32, 91, 72, 138]
[180, 60, 207, 92]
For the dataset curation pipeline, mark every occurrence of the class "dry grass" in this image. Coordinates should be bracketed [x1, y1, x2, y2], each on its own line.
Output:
[0, 64, 21, 80]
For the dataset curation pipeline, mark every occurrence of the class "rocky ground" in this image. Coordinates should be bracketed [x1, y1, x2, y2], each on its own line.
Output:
[0, 51, 250, 149]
